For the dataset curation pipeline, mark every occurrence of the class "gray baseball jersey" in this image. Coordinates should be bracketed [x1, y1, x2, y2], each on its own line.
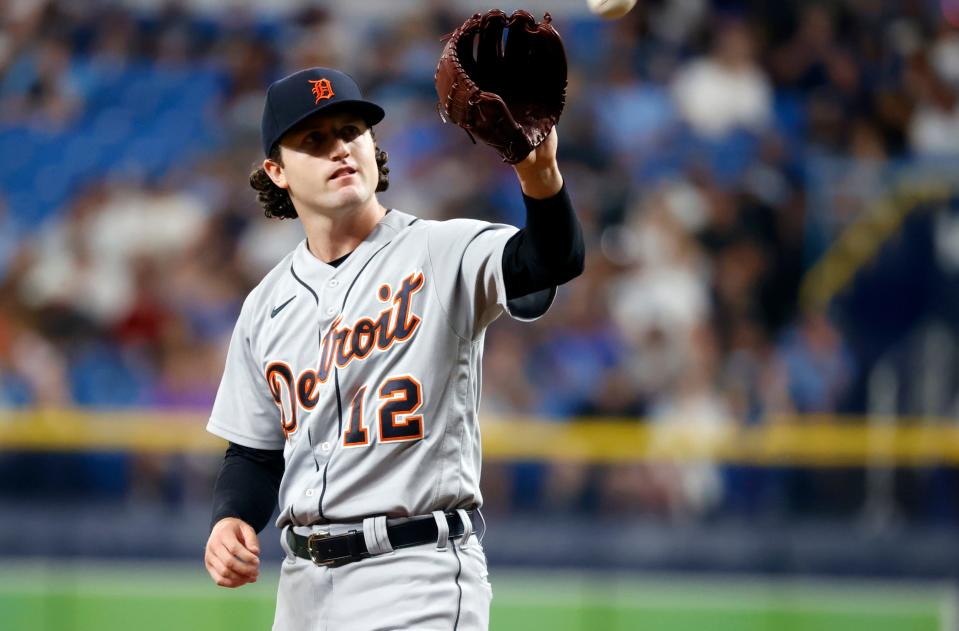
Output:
[207, 209, 553, 527]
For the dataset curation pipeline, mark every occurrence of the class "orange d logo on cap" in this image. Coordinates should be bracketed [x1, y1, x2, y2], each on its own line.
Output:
[309, 78, 335, 104]
[262, 67, 385, 156]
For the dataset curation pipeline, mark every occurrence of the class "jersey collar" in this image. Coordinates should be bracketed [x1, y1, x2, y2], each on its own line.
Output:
[289, 209, 419, 291]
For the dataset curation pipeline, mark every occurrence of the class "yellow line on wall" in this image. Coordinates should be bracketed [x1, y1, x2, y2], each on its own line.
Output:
[1, 409, 958, 466]
[0, 409, 223, 454]
[481, 415, 959, 465]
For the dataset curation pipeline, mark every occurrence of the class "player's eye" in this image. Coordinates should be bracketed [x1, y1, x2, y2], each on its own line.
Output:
[337, 125, 362, 142]
[303, 131, 327, 145]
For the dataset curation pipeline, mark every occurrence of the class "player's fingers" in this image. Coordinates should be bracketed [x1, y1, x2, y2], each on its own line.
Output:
[206, 552, 247, 587]
[213, 519, 260, 565]
[238, 522, 261, 557]
[209, 552, 256, 587]
[224, 537, 260, 567]
[206, 548, 238, 577]
[209, 522, 259, 567]
[216, 550, 258, 580]
[217, 542, 260, 578]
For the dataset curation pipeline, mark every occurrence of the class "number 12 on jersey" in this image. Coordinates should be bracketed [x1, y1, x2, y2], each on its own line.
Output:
[343, 375, 424, 447]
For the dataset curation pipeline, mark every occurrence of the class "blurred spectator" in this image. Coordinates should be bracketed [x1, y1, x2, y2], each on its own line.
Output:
[0, 38, 82, 127]
[593, 52, 679, 160]
[778, 313, 854, 413]
[0, 197, 19, 282]
[0, 304, 70, 407]
[769, 4, 840, 92]
[645, 326, 731, 517]
[930, 24, 959, 88]
[529, 254, 625, 417]
[721, 320, 794, 424]
[19, 182, 208, 325]
[148, 319, 221, 409]
[607, 190, 710, 403]
[671, 18, 771, 139]
[907, 52, 959, 154]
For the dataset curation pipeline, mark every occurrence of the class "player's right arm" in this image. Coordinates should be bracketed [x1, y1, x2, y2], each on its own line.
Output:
[204, 286, 287, 587]
[205, 516, 261, 587]
[204, 442, 284, 587]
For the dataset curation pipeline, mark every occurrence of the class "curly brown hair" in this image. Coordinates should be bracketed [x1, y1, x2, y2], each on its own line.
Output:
[249, 130, 390, 220]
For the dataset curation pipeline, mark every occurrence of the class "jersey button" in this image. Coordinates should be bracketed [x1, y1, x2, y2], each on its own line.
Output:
[305, 489, 314, 497]
[329, 279, 340, 288]
[321, 442, 331, 451]
[326, 307, 336, 316]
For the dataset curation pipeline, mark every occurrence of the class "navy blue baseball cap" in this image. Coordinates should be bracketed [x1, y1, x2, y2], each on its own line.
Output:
[260, 67, 385, 157]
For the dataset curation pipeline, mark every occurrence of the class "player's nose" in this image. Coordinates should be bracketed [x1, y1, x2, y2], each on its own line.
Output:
[329, 135, 350, 160]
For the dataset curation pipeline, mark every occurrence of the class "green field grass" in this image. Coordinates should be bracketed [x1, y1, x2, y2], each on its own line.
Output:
[0, 562, 952, 631]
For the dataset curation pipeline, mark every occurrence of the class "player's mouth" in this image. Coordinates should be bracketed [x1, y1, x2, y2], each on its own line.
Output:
[330, 166, 357, 181]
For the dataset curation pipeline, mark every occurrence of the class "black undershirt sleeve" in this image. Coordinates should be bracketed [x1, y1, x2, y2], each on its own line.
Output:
[210, 442, 285, 533]
[502, 184, 585, 300]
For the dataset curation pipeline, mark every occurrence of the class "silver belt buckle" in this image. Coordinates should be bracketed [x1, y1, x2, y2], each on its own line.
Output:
[307, 531, 335, 567]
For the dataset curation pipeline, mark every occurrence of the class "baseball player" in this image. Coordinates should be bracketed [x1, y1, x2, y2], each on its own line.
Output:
[203, 66, 583, 631]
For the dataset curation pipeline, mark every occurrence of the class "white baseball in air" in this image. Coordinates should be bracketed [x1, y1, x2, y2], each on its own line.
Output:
[587, 0, 637, 19]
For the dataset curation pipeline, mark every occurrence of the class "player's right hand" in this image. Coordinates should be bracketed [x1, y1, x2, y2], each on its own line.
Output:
[204, 517, 261, 588]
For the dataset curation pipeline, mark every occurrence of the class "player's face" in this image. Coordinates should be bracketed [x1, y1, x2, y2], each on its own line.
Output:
[271, 111, 379, 215]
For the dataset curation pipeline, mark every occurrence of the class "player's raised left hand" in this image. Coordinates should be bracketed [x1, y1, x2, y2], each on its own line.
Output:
[513, 127, 563, 199]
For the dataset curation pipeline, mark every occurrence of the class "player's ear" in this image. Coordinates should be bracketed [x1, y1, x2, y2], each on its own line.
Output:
[263, 157, 288, 190]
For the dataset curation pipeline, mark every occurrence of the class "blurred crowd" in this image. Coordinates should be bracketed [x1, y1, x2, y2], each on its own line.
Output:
[2, 0, 959, 522]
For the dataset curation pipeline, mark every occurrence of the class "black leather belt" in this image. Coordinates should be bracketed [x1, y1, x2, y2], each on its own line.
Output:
[287, 510, 476, 567]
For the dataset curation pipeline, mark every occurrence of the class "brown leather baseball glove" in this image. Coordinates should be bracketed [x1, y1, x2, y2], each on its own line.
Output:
[434, 9, 567, 164]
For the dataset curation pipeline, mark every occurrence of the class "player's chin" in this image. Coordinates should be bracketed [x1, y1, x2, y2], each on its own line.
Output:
[328, 185, 371, 207]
